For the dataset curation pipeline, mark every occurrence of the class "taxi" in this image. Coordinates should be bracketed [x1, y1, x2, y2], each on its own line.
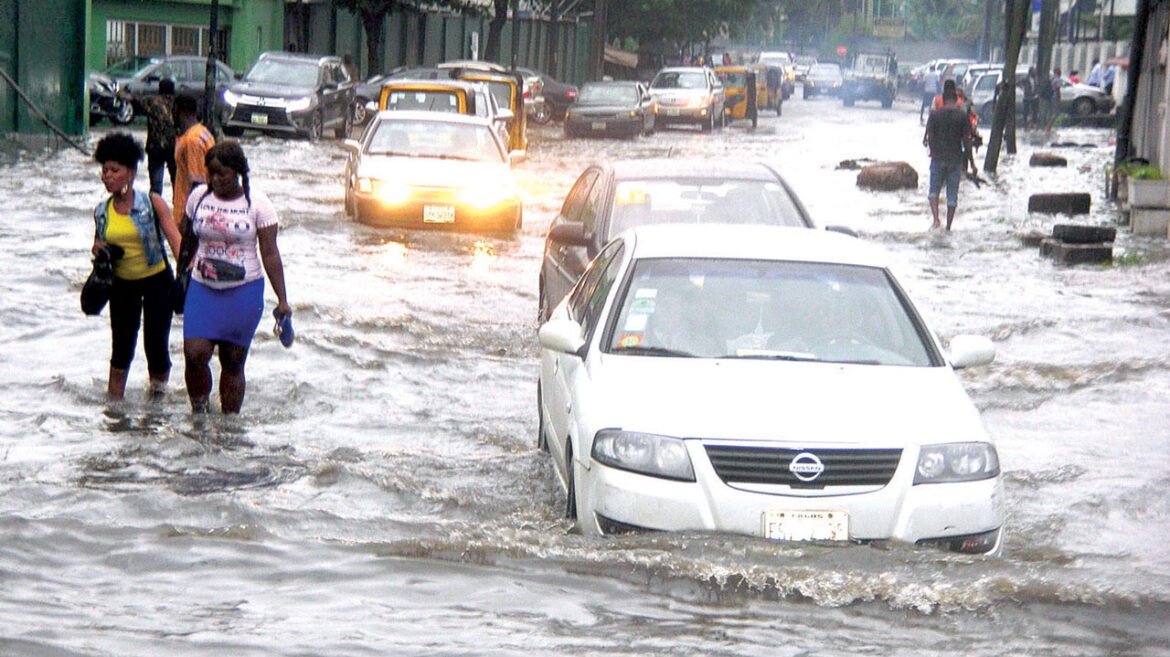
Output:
[438, 61, 528, 152]
[377, 78, 512, 145]
[715, 65, 767, 127]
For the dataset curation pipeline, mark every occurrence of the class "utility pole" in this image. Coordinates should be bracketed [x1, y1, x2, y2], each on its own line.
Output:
[202, 0, 220, 133]
[980, 0, 995, 61]
[589, 0, 606, 80]
[1036, 0, 1059, 79]
[1114, 0, 1154, 166]
[984, 0, 1029, 173]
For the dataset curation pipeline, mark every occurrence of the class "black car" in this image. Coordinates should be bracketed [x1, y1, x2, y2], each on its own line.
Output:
[88, 72, 133, 126]
[110, 55, 237, 122]
[802, 63, 843, 99]
[563, 81, 655, 138]
[516, 67, 578, 119]
[539, 160, 817, 321]
[222, 51, 356, 140]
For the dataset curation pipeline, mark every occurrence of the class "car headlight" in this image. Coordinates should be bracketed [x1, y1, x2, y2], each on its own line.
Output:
[591, 430, 695, 482]
[374, 180, 410, 205]
[286, 96, 313, 112]
[460, 181, 515, 209]
[628, 110, 638, 118]
[223, 89, 239, 106]
[914, 442, 999, 484]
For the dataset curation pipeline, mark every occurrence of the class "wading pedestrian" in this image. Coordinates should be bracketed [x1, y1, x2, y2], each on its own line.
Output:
[142, 78, 176, 196]
[173, 94, 215, 226]
[923, 80, 977, 231]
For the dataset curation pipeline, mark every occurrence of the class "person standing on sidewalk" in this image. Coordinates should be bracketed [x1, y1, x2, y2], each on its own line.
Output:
[141, 79, 176, 197]
[923, 80, 977, 231]
[173, 95, 215, 225]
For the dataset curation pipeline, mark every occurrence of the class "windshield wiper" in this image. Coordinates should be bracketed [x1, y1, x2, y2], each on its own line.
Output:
[612, 345, 696, 358]
[725, 350, 820, 362]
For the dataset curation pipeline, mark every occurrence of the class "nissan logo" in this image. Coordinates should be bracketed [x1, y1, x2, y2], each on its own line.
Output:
[789, 452, 825, 482]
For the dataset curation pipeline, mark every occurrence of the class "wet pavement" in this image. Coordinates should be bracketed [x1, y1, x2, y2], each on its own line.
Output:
[1, 89, 1168, 655]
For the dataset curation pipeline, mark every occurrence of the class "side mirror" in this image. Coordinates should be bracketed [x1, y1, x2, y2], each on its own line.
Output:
[342, 139, 361, 156]
[539, 319, 586, 356]
[547, 222, 591, 248]
[948, 335, 996, 369]
[495, 108, 515, 122]
[508, 150, 527, 166]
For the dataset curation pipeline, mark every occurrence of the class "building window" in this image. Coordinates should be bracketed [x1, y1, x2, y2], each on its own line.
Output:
[105, 20, 231, 66]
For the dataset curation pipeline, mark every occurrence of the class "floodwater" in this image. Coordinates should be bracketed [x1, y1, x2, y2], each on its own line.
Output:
[2, 92, 1169, 656]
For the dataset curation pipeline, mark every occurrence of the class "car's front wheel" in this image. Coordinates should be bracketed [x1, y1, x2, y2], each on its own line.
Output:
[351, 99, 369, 126]
[110, 100, 134, 125]
[1071, 96, 1096, 117]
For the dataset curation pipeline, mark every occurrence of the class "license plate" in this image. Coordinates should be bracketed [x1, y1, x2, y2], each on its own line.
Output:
[665, 108, 680, 116]
[423, 205, 456, 223]
[762, 510, 848, 541]
[591, 121, 607, 130]
[250, 113, 269, 126]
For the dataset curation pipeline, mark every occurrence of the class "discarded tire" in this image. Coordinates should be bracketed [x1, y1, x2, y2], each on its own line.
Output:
[1040, 239, 1113, 265]
[1028, 193, 1091, 215]
[1029, 153, 1068, 167]
[1052, 224, 1117, 244]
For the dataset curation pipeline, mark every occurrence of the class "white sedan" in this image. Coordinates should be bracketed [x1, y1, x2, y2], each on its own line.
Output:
[537, 225, 1004, 555]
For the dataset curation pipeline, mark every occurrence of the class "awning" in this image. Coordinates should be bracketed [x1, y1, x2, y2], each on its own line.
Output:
[604, 46, 638, 69]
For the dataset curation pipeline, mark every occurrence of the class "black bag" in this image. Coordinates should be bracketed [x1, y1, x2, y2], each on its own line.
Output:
[171, 189, 211, 316]
[80, 244, 124, 316]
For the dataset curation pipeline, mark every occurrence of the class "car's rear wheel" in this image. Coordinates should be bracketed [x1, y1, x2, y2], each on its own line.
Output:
[351, 99, 368, 126]
[1072, 97, 1095, 117]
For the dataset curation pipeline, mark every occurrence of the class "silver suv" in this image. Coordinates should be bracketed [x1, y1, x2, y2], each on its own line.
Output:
[649, 67, 726, 132]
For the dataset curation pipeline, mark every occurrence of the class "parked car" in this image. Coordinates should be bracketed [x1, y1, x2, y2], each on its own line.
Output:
[222, 51, 355, 140]
[539, 160, 816, 321]
[802, 63, 843, 99]
[537, 223, 1003, 555]
[87, 71, 133, 126]
[564, 81, 655, 138]
[516, 66, 579, 119]
[649, 66, 726, 132]
[970, 69, 1115, 123]
[342, 110, 524, 232]
[108, 55, 237, 122]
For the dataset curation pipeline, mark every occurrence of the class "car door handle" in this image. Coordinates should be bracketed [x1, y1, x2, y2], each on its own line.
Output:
[553, 359, 559, 375]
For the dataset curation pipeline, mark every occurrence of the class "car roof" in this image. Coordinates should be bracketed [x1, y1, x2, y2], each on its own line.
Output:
[656, 67, 709, 74]
[380, 78, 481, 92]
[370, 110, 494, 127]
[259, 51, 338, 64]
[621, 224, 884, 267]
[608, 159, 782, 182]
[582, 80, 639, 87]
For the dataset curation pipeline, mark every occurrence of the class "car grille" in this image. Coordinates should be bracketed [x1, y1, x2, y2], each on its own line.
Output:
[703, 444, 902, 488]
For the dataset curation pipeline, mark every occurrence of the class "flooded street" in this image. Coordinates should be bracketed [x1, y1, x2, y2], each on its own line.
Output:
[2, 92, 1169, 655]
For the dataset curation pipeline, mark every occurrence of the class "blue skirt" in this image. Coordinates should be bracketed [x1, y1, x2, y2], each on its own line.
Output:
[183, 278, 265, 348]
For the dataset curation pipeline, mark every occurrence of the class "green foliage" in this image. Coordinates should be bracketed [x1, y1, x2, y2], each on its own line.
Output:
[1129, 165, 1166, 181]
[607, 0, 756, 50]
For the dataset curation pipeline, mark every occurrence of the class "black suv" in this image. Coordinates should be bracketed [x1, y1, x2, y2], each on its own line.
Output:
[222, 52, 355, 140]
[107, 55, 237, 122]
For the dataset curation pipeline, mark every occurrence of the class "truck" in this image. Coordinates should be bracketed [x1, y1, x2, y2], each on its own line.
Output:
[840, 51, 897, 108]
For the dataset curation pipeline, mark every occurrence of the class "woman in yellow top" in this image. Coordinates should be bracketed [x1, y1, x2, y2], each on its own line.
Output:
[92, 133, 182, 400]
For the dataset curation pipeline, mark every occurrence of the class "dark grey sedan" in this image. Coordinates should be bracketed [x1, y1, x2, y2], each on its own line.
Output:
[539, 160, 820, 321]
[564, 81, 656, 138]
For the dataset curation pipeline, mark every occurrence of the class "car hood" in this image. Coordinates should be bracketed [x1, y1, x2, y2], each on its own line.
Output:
[357, 155, 510, 186]
[230, 80, 317, 98]
[1066, 82, 1105, 96]
[586, 356, 989, 444]
[651, 89, 709, 99]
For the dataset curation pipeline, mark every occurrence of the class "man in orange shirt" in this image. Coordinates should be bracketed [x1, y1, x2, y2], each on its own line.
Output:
[173, 95, 215, 222]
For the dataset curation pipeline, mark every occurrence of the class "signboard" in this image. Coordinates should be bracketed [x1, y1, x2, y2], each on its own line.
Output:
[873, 17, 906, 39]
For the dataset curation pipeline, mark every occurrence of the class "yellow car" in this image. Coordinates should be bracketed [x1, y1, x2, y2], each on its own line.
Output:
[716, 65, 767, 126]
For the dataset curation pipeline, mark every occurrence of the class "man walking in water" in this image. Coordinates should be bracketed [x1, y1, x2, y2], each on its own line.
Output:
[923, 79, 976, 231]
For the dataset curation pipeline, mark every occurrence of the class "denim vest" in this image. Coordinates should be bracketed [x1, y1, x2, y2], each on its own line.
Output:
[93, 190, 167, 267]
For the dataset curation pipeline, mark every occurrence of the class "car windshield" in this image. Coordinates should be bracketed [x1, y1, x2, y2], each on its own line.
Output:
[579, 85, 638, 104]
[810, 64, 841, 77]
[607, 258, 934, 365]
[105, 56, 157, 78]
[482, 81, 513, 109]
[385, 90, 461, 113]
[246, 59, 319, 87]
[717, 72, 747, 86]
[652, 71, 706, 90]
[608, 178, 808, 234]
[366, 120, 502, 162]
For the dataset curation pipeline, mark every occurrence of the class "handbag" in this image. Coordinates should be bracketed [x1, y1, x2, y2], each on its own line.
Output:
[170, 189, 211, 316]
[80, 244, 124, 316]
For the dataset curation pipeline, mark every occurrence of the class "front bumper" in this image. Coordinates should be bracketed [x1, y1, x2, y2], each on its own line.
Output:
[224, 102, 315, 135]
[353, 187, 520, 231]
[565, 114, 642, 136]
[654, 105, 711, 124]
[581, 440, 1004, 553]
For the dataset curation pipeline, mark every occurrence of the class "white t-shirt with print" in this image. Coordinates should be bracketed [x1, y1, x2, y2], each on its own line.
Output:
[185, 185, 279, 290]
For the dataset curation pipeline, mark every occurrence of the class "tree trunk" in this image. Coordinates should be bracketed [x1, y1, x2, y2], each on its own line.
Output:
[484, 0, 508, 61]
[362, 11, 386, 76]
[984, 0, 1029, 173]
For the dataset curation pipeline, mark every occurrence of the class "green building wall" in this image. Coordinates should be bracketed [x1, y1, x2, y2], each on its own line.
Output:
[0, 0, 88, 137]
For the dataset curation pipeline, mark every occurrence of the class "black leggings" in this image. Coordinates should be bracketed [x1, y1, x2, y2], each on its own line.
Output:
[109, 269, 173, 376]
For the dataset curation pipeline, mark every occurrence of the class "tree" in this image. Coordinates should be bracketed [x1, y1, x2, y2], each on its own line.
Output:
[607, 0, 757, 60]
[483, 0, 510, 62]
[333, 0, 480, 71]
